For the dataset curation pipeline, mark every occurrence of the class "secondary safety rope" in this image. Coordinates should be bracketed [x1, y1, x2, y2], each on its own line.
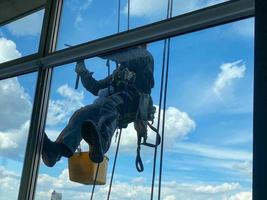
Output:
[157, 0, 173, 199]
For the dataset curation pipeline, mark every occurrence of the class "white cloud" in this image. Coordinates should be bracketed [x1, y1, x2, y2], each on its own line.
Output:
[0, 166, 20, 192]
[66, 0, 93, 27]
[0, 37, 21, 63]
[6, 11, 44, 36]
[164, 195, 176, 200]
[33, 169, 249, 200]
[47, 84, 84, 126]
[230, 18, 254, 38]
[232, 161, 252, 177]
[194, 182, 240, 194]
[213, 60, 246, 96]
[0, 77, 32, 131]
[0, 133, 18, 149]
[172, 142, 252, 161]
[228, 191, 252, 200]
[124, 0, 226, 18]
[0, 121, 30, 160]
[131, 176, 146, 184]
[112, 106, 195, 152]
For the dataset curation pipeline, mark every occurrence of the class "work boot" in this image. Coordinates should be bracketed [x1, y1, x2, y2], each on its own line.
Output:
[81, 121, 105, 163]
[42, 134, 62, 167]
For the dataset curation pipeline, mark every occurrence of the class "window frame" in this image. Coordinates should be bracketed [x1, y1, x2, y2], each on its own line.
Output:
[0, 0, 263, 199]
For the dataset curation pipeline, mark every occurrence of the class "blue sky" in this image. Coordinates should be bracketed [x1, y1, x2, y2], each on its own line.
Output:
[0, 1, 254, 200]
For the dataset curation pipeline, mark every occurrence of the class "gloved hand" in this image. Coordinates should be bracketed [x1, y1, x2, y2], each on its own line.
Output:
[75, 60, 87, 75]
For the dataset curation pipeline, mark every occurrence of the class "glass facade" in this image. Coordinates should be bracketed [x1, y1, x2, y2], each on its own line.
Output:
[57, 0, 228, 50]
[0, 10, 44, 64]
[34, 18, 254, 199]
[0, 1, 257, 200]
[0, 73, 37, 200]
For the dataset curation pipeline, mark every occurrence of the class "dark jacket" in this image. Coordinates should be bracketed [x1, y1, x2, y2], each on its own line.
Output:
[80, 51, 154, 96]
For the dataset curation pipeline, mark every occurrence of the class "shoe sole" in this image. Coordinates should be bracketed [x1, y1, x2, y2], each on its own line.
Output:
[42, 151, 56, 167]
[42, 135, 60, 167]
[81, 121, 104, 163]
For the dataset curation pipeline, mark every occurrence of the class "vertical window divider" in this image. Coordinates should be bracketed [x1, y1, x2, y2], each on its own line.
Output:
[18, 0, 63, 199]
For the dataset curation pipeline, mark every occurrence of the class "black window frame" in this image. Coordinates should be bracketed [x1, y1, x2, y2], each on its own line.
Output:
[1, 0, 264, 199]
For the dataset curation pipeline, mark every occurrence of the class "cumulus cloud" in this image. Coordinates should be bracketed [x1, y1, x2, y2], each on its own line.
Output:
[6, 10, 44, 36]
[228, 191, 252, 200]
[33, 168, 248, 200]
[213, 60, 246, 96]
[124, 0, 226, 18]
[112, 106, 195, 152]
[0, 165, 250, 200]
[0, 77, 32, 130]
[47, 84, 84, 126]
[194, 182, 240, 194]
[0, 166, 19, 191]
[66, 0, 93, 27]
[0, 133, 18, 150]
[0, 37, 21, 63]
[164, 195, 176, 200]
[0, 81, 84, 158]
[0, 121, 30, 160]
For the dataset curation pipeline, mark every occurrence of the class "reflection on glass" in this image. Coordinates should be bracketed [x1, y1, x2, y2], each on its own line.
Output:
[162, 18, 254, 199]
[36, 17, 254, 200]
[57, 0, 119, 50]
[57, 0, 229, 49]
[0, 73, 37, 200]
[0, 10, 44, 64]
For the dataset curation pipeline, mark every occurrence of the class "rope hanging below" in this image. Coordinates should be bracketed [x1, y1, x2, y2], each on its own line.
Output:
[150, 0, 173, 199]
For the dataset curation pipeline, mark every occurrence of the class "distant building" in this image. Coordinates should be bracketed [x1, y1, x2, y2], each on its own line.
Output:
[51, 190, 62, 200]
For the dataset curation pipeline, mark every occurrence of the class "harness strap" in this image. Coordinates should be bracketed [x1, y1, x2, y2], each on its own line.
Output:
[135, 123, 161, 172]
[135, 136, 144, 172]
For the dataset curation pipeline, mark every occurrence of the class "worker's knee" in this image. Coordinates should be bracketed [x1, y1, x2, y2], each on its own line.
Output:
[69, 106, 91, 123]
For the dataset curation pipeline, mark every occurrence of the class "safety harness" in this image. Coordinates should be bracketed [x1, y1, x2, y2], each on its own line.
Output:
[113, 67, 161, 172]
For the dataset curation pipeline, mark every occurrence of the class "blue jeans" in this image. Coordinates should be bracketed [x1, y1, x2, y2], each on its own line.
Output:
[55, 91, 137, 155]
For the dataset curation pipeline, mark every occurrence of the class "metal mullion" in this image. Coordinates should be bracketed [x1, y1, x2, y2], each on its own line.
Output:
[0, 0, 254, 81]
[17, 0, 62, 199]
[0, 54, 40, 80]
[253, 0, 267, 199]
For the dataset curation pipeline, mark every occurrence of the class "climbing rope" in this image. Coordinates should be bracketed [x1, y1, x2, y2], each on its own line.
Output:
[150, 0, 173, 199]
[150, 35, 167, 200]
[106, 1, 128, 199]
[106, 128, 122, 200]
[157, 0, 173, 199]
[90, 163, 100, 200]
[117, 0, 121, 33]
[127, 0, 130, 30]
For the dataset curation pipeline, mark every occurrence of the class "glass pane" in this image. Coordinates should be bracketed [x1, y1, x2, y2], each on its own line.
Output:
[36, 17, 254, 200]
[35, 42, 166, 199]
[162, 18, 254, 199]
[130, 0, 228, 28]
[0, 10, 44, 64]
[57, 0, 229, 49]
[0, 72, 37, 200]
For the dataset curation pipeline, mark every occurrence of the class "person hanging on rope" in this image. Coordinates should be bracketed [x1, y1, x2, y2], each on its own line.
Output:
[41, 44, 156, 167]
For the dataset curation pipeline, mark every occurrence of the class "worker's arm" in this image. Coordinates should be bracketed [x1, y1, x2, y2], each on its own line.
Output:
[75, 60, 112, 96]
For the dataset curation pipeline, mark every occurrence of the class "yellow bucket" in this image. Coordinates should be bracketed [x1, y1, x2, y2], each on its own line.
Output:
[68, 151, 108, 185]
